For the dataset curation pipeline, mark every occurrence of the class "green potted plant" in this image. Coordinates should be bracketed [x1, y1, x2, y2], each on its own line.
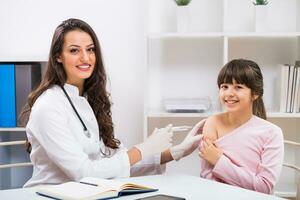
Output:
[174, 0, 192, 32]
[253, 0, 269, 32]
[174, 0, 192, 6]
[253, 0, 268, 5]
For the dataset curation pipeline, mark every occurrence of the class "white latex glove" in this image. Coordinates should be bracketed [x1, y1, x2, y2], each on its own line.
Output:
[135, 124, 173, 159]
[170, 119, 206, 161]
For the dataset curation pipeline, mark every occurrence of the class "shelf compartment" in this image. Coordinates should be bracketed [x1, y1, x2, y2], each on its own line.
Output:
[224, 0, 300, 32]
[147, 37, 224, 112]
[147, 0, 224, 33]
[228, 36, 299, 112]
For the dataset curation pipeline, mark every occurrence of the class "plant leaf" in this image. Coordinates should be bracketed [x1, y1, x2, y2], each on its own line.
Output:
[174, 0, 192, 6]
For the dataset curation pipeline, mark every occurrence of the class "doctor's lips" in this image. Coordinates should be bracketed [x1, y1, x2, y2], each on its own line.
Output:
[76, 64, 92, 71]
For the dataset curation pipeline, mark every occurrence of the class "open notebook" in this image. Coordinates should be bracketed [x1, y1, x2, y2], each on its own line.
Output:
[36, 177, 158, 200]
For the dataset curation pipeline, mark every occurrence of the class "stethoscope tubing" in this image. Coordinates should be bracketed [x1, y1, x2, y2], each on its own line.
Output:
[60, 85, 91, 138]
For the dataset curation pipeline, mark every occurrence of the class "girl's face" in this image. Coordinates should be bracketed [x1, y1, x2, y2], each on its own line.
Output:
[57, 30, 96, 87]
[219, 79, 257, 114]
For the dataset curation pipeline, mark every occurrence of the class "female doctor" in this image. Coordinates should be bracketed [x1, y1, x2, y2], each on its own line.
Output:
[21, 18, 205, 187]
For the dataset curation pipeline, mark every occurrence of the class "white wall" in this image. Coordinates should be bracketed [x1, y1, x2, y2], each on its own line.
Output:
[0, 0, 146, 147]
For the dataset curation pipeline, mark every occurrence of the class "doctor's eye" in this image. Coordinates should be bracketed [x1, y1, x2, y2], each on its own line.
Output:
[87, 47, 95, 53]
[70, 48, 79, 54]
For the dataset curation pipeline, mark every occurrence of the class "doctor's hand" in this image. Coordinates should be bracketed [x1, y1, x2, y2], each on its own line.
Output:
[170, 119, 206, 161]
[135, 124, 173, 159]
[199, 138, 223, 166]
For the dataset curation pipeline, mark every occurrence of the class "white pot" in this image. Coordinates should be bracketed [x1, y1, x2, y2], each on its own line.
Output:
[177, 5, 190, 33]
[255, 5, 268, 32]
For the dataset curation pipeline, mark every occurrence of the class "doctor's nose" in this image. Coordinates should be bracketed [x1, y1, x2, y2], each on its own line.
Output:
[80, 51, 89, 62]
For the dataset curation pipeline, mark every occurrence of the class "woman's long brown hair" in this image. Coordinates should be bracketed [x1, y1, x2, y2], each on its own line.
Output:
[20, 18, 120, 153]
[217, 59, 267, 120]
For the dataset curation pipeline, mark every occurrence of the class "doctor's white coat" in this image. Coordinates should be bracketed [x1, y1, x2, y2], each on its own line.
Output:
[24, 84, 165, 188]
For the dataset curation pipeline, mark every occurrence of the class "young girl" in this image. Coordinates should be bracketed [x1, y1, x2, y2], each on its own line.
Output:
[199, 59, 284, 194]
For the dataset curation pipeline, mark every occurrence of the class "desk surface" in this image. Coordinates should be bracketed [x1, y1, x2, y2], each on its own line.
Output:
[0, 174, 284, 200]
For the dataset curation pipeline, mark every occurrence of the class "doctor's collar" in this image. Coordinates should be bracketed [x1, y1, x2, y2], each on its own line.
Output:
[63, 83, 87, 98]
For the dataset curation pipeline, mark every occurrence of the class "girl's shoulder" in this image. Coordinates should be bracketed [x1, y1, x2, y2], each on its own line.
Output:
[251, 116, 283, 139]
[252, 115, 282, 131]
[206, 113, 225, 122]
[204, 113, 227, 127]
[202, 114, 224, 140]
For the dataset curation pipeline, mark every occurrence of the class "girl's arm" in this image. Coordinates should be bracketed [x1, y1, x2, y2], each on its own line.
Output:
[211, 129, 284, 194]
[202, 116, 218, 141]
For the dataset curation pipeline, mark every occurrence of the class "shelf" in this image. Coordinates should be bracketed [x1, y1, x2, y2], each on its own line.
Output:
[147, 111, 300, 118]
[148, 32, 300, 39]
[227, 32, 300, 38]
[267, 112, 300, 118]
[0, 127, 26, 132]
[149, 32, 224, 38]
[148, 111, 214, 118]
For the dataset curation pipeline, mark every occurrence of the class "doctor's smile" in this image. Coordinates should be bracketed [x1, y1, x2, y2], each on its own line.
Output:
[75, 64, 92, 71]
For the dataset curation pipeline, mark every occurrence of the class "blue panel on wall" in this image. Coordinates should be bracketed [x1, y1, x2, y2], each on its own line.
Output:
[0, 64, 16, 127]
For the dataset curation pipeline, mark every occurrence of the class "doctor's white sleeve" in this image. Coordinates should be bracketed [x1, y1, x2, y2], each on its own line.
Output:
[29, 103, 130, 182]
[130, 154, 166, 176]
[116, 144, 166, 177]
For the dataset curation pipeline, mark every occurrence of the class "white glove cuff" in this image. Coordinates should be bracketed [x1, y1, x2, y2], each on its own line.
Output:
[135, 143, 149, 159]
[170, 146, 184, 161]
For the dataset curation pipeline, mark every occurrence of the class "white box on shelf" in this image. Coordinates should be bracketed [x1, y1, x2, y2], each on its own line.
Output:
[164, 98, 211, 113]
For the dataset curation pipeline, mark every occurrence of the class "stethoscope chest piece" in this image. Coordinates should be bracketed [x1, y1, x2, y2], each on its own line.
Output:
[84, 129, 91, 138]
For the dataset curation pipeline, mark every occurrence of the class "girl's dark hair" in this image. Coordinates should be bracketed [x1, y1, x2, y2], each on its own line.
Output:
[217, 59, 266, 120]
[20, 18, 120, 153]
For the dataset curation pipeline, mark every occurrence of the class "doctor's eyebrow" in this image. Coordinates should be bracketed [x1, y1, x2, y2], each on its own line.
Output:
[67, 44, 95, 48]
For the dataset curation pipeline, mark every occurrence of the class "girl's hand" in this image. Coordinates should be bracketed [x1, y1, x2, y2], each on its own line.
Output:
[199, 138, 223, 166]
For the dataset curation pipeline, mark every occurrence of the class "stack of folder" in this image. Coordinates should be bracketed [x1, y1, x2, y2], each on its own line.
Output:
[0, 63, 41, 127]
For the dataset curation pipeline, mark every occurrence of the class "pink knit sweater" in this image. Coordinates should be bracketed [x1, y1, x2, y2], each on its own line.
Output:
[200, 115, 284, 194]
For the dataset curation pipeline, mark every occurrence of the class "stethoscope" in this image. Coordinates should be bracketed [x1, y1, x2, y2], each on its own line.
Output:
[60, 85, 91, 138]
[60, 85, 109, 156]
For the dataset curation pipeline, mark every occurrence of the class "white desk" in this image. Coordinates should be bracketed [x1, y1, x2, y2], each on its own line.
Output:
[0, 174, 285, 200]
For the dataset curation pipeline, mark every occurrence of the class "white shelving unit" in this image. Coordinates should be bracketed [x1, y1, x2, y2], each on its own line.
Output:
[0, 128, 26, 132]
[0, 127, 32, 190]
[145, 0, 300, 198]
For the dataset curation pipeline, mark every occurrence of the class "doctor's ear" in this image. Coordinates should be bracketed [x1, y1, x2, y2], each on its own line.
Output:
[56, 56, 62, 63]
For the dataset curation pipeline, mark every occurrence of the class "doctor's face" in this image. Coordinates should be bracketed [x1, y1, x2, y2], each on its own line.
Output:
[57, 30, 96, 86]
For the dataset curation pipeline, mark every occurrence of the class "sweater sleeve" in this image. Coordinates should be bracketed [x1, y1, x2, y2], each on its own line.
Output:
[212, 128, 284, 194]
